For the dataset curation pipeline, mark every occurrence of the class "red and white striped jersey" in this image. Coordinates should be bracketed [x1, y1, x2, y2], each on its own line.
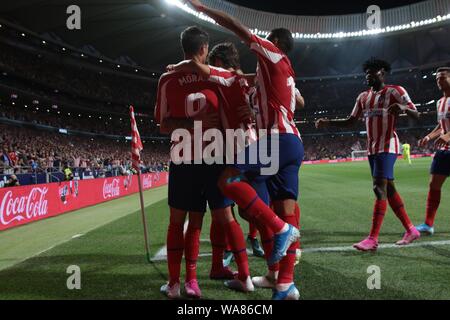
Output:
[208, 66, 255, 132]
[249, 34, 300, 138]
[154, 71, 221, 161]
[437, 96, 450, 151]
[351, 85, 417, 155]
[154, 71, 220, 127]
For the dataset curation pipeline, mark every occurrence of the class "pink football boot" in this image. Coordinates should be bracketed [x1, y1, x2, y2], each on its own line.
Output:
[353, 237, 379, 251]
[396, 227, 421, 246]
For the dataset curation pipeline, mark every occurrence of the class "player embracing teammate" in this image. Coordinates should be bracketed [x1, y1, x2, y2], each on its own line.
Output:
[184, 0, 303, 300]
[155, 26, 246, 299]
[155, 0, 304, 300]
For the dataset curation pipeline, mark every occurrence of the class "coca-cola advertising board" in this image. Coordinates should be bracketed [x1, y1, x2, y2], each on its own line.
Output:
[0, 172, 168, 231]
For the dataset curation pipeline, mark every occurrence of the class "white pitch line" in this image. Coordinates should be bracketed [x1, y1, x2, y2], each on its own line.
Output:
[302, 239, 450, 253]
[151, 239, 450, 262]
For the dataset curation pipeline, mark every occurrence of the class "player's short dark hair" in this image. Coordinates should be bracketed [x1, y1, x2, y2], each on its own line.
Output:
[207, 42, 240, 69]
[180, 26, 209, 55]
[363, 58, 392, 73]
[436, 67, 450, 73]
[268, 28, 294, 54]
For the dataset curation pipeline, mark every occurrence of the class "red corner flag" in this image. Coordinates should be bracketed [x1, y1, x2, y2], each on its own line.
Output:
[130, 106, 143, 172]
[130, 105, 151, 263]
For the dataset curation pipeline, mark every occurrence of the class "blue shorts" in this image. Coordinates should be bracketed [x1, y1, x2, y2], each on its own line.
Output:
[431, 150, 450, 177]
[168, 163, 233, 212]
[234, 133, 304, 201]
[368, 153, 397, 180]
[204, 164, 234, 210]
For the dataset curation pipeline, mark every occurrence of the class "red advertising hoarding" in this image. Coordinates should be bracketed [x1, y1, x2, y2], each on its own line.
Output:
[0, 172, 168, 231]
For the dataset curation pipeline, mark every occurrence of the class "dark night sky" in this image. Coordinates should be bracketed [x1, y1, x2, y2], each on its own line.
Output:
[226, 0, 425, 15]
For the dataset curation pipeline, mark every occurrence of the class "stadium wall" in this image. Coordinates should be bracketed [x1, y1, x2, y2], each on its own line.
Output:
[0, 172, 169, 231]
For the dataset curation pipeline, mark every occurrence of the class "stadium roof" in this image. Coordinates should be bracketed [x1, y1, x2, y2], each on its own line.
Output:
[1, 0, 449, 77]
[228, 0, 424, 16]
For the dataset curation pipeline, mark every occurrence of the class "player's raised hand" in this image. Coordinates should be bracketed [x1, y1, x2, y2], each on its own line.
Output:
[315, 118, 329, 129]
[418, 136, 430, 147]
[166, 64, 176, 72]
[184, 0, 203, 10]
[434, 134, 450, 149]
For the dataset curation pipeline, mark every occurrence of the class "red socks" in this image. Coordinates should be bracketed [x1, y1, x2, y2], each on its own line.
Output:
[210, 219, 226, 272]
[369, 200, 387, 239]
[248, 223, 258, 239]
[184, 225, 201, 282]
[425, 189, 441, 227]
[252, 218, 278, 272]
[294, 203, 301, 249]
[277, 213, 299, 285]
[388, 193, 414, 231]
[167, 222, 184, 286]
[224, 220, 250, 281]
[222, 180, 286, 233]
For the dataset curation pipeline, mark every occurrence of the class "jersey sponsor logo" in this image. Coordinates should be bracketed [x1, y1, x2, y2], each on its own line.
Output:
[437, 112, 450, 121]
[364, 109, 385, 118]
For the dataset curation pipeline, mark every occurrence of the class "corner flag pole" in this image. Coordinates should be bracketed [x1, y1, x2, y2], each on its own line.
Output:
[137, 171, 151, 263]
[129, 106, 151, 263]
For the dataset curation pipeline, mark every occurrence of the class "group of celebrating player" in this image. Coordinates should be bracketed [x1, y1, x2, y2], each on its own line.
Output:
[154, 0, 450, 300]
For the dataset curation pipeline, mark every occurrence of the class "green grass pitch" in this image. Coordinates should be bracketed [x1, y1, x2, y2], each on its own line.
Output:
[1, 157, 450, 300]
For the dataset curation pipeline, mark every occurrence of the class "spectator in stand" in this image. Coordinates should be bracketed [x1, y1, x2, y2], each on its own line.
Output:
[5, 174, 20, 187]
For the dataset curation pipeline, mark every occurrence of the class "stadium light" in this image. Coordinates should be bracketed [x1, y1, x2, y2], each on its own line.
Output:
[168, 1, 450, 40]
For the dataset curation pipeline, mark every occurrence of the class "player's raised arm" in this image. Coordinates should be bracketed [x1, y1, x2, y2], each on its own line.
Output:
[185, 0, 252, 45]
[315, 115, 358, 129]
[295, 88, 305, 110]
[315, 94, 362, 129]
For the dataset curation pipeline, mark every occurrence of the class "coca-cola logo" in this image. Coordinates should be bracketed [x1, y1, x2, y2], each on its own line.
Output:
[103, 179, 120, 199]
[142, 175, 153, 189]
[0, 188, 49, 226]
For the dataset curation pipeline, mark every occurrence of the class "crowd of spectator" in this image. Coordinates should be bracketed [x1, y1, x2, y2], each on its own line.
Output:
[0, 124, 170, 176]
[0, 103, 160, 137]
